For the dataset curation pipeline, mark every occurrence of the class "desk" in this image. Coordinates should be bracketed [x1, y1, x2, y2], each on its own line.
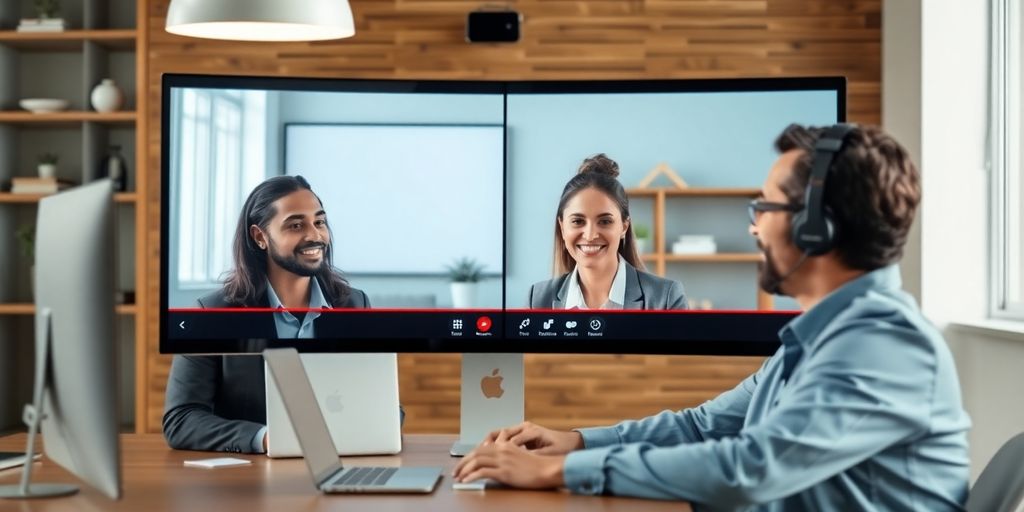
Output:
[0, 434, 691, 511]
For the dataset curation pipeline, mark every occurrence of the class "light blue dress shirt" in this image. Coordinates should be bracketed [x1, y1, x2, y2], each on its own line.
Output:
[563, 265, 971, 511]
[265, 277, 331, 339]
[252, 277, 332, 452]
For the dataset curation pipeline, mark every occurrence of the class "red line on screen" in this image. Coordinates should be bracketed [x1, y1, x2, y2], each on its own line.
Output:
[168, 307, 798, 315]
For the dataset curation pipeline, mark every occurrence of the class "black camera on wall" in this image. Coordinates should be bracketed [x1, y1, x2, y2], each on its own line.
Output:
[466, 10, 521, 43]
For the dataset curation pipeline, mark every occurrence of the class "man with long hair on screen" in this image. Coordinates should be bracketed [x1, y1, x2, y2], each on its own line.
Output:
[163, 175, 378, 453]
[453, 124, 971, 511]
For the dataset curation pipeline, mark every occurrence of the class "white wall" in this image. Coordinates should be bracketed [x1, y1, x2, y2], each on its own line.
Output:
[886, 0, 1024, 482]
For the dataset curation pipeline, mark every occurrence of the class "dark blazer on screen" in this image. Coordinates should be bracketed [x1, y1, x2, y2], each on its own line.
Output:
[162, 284, 374, 453]
[527, 260, 688, 310]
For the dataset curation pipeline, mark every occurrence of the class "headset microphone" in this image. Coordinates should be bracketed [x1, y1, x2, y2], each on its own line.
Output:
[764, 252, 809, 296]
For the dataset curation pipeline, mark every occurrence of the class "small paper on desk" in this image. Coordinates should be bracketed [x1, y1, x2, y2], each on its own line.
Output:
[183, 457, 252, 469]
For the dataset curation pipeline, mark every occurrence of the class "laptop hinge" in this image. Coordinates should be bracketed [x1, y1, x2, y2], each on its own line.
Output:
[319, 467, 348, 490]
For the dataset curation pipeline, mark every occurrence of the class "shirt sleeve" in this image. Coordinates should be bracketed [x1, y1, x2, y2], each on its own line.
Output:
[251, 426, 268, 453]
[574, 357, 767, 450]
[563, 324, 935, 508]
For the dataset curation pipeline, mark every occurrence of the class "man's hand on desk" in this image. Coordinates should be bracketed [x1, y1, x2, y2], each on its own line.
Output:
[452, 428, 568, 489]
[480, 421, 584, 455]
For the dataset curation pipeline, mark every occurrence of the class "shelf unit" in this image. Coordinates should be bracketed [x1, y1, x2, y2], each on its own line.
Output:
[0, 191, 137, 203]
[626, 187, 772, 310]
[0, 0, 146, 433]
[0, 303, 137, 315]
[0, 110, 136, 124]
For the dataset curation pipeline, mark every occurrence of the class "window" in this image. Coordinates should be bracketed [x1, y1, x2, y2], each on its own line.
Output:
[174, 89, 253, 287]
[991, 0, 1024, 319]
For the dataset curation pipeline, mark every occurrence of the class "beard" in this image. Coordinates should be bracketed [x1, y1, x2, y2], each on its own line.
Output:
[756, 240, 787, 296]
[267, 237, 328, 277]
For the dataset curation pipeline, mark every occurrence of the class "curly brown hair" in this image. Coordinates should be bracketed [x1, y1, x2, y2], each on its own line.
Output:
[774, 124, 920, 271]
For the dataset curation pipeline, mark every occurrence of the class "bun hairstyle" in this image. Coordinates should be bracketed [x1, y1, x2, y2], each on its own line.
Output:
[552, 153, 644, 276]
[577, 153, 621, 178]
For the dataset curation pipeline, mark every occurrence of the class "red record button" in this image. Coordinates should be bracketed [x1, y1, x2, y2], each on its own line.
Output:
[476, 316, 492, 332]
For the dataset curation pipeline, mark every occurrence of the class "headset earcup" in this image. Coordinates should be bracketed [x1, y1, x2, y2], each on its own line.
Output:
[816, 213, 836, 255]
[791, 209, 835, 255]
[790, 210, 809, 251]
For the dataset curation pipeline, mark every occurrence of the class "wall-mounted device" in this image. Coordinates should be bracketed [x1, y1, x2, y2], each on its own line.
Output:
[466, 10, 521, 43]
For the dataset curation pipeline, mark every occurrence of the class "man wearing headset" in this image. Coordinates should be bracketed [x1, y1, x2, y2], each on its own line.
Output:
[453, 124, 971, 510]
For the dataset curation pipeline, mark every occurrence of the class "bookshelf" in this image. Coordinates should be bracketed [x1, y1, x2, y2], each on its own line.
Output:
[626, 187, 773, 310]
[0, 0, 146, 433]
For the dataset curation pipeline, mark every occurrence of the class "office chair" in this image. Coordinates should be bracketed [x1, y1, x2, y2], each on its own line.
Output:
[965, 431, 1024, 512]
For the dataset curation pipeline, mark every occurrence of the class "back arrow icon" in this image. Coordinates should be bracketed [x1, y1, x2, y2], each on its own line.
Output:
[179, 321, 185, 329]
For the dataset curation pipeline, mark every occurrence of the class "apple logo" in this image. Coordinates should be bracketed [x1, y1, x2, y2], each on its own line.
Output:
[324, 389, 344, 413]
[480, 368, 504, 399]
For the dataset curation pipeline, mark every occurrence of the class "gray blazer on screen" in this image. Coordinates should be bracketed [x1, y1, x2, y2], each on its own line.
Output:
[527, 260, 688, 310]
[162, 284, 374, 453]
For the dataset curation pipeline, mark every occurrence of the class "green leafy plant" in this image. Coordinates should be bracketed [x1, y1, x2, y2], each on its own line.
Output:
[32, 0, 60, 19]
[37, 152, 59, 165]
[16, 224, 35, 261]
[633, 223, 650, 239]
[446, 257, 485, 283]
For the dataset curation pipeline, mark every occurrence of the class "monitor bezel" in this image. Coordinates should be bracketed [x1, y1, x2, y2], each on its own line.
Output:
[159, 73, 846, 356]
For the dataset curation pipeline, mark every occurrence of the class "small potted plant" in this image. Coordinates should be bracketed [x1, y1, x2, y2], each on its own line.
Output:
[633, 223, 650, 254]
[34, 0, 60, 19]
[446, 257, 485, 308]
[37, 152, 58, 179]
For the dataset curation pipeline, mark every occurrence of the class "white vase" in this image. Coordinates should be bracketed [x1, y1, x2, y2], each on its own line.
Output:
[90, 79, 124, 113]
[37, 163, 56, 179]
[450, 282, 478, 308]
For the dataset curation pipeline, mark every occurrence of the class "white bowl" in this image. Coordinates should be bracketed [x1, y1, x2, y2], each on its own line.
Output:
[19, 98, 70, 113]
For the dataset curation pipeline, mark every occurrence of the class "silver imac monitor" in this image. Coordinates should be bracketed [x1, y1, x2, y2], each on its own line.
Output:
[0, 180, 122, 500]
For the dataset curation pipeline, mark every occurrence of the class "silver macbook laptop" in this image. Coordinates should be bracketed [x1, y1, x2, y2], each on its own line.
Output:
[263, 348, 442, 494]
[265, 353, 402, 457]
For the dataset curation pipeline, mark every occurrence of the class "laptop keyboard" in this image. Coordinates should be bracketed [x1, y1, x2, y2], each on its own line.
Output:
[333, 467, 399, 487]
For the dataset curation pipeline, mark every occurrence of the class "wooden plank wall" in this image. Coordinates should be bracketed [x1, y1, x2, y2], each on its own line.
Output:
[141, 0, 881, 433]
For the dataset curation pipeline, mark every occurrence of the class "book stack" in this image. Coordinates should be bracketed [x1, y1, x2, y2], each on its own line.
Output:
[16, 18, 66, 32]
[671, 235, 717, 255]
[10, 177, 73, 194]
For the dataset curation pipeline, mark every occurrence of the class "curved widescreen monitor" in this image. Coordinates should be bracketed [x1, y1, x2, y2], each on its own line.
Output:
[161, 74, 844, 355]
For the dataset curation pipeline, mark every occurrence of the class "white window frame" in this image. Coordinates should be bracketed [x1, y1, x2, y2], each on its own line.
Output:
[991, 0, 1024, 320]
[175, 88, 246, 288]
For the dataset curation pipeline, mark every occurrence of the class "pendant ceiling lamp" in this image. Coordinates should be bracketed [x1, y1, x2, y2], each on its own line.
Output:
[165, 0, 355, 42]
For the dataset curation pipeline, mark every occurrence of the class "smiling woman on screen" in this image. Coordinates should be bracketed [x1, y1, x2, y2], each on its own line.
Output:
[526, 154, 688, 310]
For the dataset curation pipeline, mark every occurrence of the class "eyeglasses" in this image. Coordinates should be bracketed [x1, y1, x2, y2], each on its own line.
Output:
[747, 199, 802, 225]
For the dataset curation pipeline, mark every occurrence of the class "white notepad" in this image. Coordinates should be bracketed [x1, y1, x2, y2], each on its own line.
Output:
[183, 457, 252, 469]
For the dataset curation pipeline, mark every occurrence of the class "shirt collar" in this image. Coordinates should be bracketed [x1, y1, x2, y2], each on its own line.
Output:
[265, 277, 332, 310]
[565, 255, 627, 309]
[779, 264, 903, 349]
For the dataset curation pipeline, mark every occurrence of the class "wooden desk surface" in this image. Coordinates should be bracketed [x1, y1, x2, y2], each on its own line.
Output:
[0, 434, 691, 511]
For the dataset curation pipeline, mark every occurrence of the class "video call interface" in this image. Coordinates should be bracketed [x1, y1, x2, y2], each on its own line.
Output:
[163, 76, 841, 350]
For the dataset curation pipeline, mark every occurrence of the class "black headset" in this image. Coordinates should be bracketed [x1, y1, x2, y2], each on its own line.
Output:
[790, 123, 857, 255]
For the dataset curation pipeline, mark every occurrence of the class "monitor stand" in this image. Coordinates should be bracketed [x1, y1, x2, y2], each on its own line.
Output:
[450, 353, 524, 456]
[0, 309, 79, 499]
